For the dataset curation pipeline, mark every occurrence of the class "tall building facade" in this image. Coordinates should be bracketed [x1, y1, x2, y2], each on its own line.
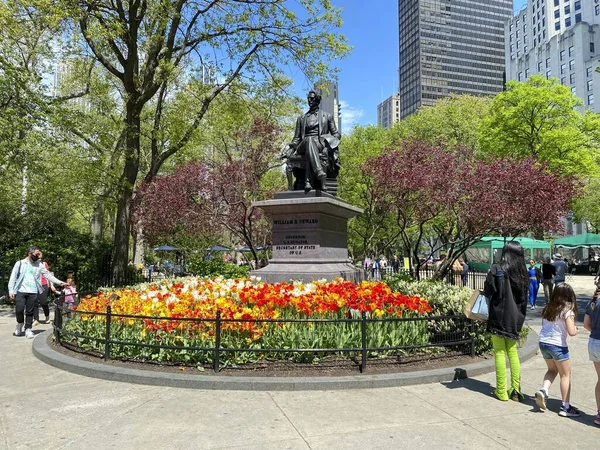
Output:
[506, 0, 600, 113]
[398, 0, 513, 119]
[315, 81, 341, 133]
[377, 94, 401, 129]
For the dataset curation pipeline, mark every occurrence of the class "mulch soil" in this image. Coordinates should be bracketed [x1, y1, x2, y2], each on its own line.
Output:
[48, 335, 492, 378]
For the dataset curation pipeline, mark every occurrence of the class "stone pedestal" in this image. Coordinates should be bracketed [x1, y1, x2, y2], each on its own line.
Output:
[250, 191, 364, 284]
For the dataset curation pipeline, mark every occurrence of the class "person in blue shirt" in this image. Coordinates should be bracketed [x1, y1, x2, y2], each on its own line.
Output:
[584, 289, 600, 426]
[527, 259, 541, 310]
[8, 247, 66, 339]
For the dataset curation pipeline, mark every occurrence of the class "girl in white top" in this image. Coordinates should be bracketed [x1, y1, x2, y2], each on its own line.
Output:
[535, 283, 580, 417]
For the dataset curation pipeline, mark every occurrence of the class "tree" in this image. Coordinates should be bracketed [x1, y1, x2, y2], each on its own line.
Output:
[338, 125, 397, 261]
[133, 117, 282, 267]
[479, 75, 596, 177]
[44, 0, 349, 275]
[366, 140, 574, 279]
[388, 95, 491, 151]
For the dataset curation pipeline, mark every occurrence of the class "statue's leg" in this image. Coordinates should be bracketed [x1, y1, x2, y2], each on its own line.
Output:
[306, 137, 326, 180]
[286, 162, 294, 191]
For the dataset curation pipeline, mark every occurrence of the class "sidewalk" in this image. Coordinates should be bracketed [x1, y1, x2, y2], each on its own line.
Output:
[0, 276, 598, 450]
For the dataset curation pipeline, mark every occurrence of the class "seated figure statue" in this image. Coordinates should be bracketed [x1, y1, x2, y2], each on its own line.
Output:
[282, 90, 341, 193]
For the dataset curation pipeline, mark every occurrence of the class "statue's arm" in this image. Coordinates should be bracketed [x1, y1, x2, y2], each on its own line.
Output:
[327, 113, 341, 139]
[289, 116, 302, 148]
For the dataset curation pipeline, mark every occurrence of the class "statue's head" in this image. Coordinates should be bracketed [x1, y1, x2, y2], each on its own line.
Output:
[307, 90, 321, 108]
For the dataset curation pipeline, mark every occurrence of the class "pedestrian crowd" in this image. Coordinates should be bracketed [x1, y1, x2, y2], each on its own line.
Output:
[481, 242, 599, 427]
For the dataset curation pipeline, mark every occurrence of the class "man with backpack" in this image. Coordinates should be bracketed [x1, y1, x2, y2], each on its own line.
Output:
[8, 247, 67, 339]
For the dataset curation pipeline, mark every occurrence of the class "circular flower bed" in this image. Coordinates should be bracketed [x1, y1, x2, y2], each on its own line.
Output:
[62, 277, 433, 367]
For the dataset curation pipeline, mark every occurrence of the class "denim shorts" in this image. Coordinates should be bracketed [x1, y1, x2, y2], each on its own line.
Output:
[539, 342, 570, 361]
[589, 338, 600, 363]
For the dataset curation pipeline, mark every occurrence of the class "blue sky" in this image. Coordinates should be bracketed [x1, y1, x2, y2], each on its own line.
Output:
[300, 1, 525, 129]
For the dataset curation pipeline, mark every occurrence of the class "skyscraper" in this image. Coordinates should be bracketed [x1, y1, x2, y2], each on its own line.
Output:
[315, 81, 341, 133]
[398, 0, 513, 119]
[506, 0, 600, 113]
[377, 94, 401, 129]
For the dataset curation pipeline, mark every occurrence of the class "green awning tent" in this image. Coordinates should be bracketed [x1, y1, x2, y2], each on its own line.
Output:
[553, 233, 600, 249]
[465, 236, 552, 272]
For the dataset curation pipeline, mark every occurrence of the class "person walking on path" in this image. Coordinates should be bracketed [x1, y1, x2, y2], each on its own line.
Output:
[8, 247, 66, 339]
[534, 283, 581, 417]
[528, 259, 541, 310]
[541, 256, 556, 304]
[33, 252, 57, 325]
[584, 289, 600, 426]
[552, 253, 568, 285]
[483, 241, 528, 402]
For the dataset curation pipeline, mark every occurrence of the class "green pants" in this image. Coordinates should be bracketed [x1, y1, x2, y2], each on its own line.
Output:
[491, 334, 521, 400]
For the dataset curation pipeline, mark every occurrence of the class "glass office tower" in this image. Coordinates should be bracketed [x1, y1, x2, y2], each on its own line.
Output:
[398, 0, 513, 118]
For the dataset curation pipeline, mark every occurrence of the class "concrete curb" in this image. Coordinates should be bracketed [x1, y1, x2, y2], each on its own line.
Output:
[32, 327, 539, 391]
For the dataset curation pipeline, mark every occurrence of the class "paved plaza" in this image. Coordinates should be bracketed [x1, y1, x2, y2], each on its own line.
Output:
[1, 276, 599, 450]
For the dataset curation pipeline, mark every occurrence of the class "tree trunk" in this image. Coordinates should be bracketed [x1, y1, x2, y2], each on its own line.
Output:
[112, 101, 141, 278]
[90, 199, 105, 242]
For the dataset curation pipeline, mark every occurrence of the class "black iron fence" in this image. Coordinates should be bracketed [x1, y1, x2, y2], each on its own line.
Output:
[367, 267, 486, 291]
[53, 292, 476, 373]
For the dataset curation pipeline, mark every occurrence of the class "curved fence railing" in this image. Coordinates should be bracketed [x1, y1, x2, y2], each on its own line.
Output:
[52, 293, 477, 373]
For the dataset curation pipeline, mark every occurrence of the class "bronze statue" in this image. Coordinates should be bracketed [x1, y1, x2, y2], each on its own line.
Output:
[282, 90, 341, 193]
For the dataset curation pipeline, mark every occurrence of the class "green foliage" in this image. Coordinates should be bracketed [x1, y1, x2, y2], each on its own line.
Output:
[389, 95, 491, 151]
[186, 258, 249, 279]
[388, 279, 492, 355]
[479, 75, 596, 178]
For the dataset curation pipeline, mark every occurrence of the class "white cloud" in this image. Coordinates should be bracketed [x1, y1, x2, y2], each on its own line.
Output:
[339, 100, 365, 129]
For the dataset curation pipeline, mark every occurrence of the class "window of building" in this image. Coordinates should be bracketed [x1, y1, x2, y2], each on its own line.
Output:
[546, 70, 552, 79]
[575, 1, 581, 10]
[555, 21, 560, 31]
[543, 30, 546, 38]
[538, 61, 543, 71]
[589, 94, 595, 106]
[588, 80, 593, 91]
[546, 58, 551, 68]
[561, 63, 566, 74]
[570, 73, 575, 84]
[564, 5, 570, 15]
[570, 60, 575, 71]
[524, 24, 527, 33]
[561, 76, 567, 85]
[524, 34, 527, 44]
[510, 44, 514, 53]
[565, 17, 571, 27]
[560, 50, 565, 61]
[554, 9, 560, 19]
[571, 86, 576, 94]
[569, 46, 574, 57]
[592, 42, 596, 53]
[524, 45, 528, 53]
[587, 67, 593, 77]
[554, 0, 559, 6]
[526, 69, 530, 78]
[597, 5, 600, 15]
[517, 40, 520, 49]
[575, 13, 582, 23]
[518, 72, 523, 81]
[517, 29, 520, 38]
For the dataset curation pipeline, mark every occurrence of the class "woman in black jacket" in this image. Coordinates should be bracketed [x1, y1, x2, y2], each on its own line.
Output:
[483, 241, 529, 402]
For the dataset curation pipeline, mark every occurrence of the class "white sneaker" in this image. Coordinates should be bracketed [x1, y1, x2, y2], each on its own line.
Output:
[25, 329, 35, 339]
[13, 323, 23, 337]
